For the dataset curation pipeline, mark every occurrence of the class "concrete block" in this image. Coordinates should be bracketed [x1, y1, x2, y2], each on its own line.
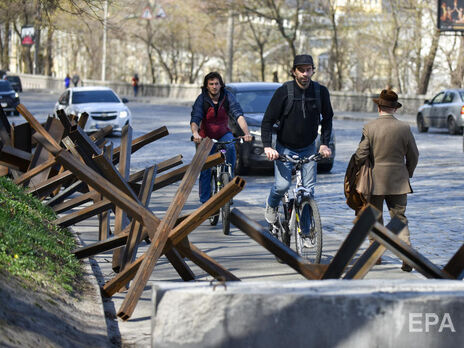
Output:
[151, 280, 464, 348]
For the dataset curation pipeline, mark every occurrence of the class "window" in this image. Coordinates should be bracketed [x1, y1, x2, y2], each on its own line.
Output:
[443, 92, 455, 103]
[71, 90, 120, 104]
[431, 92, 445, 104]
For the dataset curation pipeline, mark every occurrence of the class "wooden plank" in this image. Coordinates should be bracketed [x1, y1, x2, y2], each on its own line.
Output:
[17, 104, 61, 151]
[120, 165, 157, 271]
[100, 176, 245, 297]
[0, 142, 32, 172]
[117, 138, 213, 320]
[230, 208, 328, 280]
[11, 122, 32, 153]
[112, 126, 169, 164]
[112, 125, 133, 272]
[130, 152, 223, 193]
[165, 247, 196, 281]
[53, 190, 96, 214]
[321, 205, 381, 280]
[443, 244, 464, 279]
[13, 158, 56, 186]
[54, 199, 114, 228]
[98, 143, 114, 241]
[369, 222, 455, 279]
[46, 180, 87, 209]
[343, 217, 406, 279]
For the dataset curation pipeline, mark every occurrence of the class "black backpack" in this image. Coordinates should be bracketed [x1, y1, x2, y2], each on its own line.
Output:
[282, 80, 321, 117]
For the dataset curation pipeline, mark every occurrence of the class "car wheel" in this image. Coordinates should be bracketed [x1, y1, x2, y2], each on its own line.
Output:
[234, 147, 248, 175]
[317, 161, 333, 173]
[416, 114, 428, 133]
[447, 116, 459, 135]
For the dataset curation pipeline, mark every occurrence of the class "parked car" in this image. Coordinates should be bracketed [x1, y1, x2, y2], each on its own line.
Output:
[5, 75, 23, 92]
[416, 89, 464, 135]
[54, 86, 131, 135]
[225, 82, 336, 174]
[0, 80, 20, 116]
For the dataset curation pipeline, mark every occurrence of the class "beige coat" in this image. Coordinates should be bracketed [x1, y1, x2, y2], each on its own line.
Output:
[355, 114, 419, 195]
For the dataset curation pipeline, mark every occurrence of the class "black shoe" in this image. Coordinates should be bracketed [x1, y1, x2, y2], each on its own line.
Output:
[375, 257, 382, 265]
[401, 262, 413, 272]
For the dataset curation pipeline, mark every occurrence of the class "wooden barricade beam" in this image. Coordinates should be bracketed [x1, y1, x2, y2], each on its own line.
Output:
[230, 208, 328, 280]
[120, 165, 157, 271]
[117, 138, 213, 320]
[343, 217, 406, 279]
[52, 189, 95, 214]
[112, 126, 169, 164]
[13, 158, 56, 186]
[0, 141, 32, 172]
[443, 244, 464, 279]
[165, 247, 196, 281]
[369, 222, 455, 279]
[129, 152, 223, 194]
[54, 199, 115, 228]
[112, 125, 133, 271]
[321, 205, 381, 280]
[101, 176, 245, 298]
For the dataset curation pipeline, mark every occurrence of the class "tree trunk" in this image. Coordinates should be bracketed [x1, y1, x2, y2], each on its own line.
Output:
[44, 26, 53, 76]
[451, 36, 464, 88]
[417, 28, 440, 95]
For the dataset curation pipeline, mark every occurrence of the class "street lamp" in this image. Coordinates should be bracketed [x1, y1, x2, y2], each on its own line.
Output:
[101, 0, 108, 81]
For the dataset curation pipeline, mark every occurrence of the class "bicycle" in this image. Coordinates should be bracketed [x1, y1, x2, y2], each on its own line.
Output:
[269, 153, 323, 263]
[193, 137, 242, 235]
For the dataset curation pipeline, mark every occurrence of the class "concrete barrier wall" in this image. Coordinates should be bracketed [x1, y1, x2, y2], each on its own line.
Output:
[151, 280, 464, 348]
[17, 73, 426, 114]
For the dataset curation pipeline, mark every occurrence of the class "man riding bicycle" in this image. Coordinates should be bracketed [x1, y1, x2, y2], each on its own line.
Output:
[261, 54, 334, 230]
[191, 71, 252, 204]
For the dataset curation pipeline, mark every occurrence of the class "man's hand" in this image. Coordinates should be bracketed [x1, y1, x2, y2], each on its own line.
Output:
[264, 147, 279, 161]
[242, 133, 253, 142]
[319, 144, 332, 158]
[192, 131, 202, 144]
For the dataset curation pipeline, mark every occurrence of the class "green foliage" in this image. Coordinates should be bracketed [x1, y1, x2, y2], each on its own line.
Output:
[0, 177, 82, 293]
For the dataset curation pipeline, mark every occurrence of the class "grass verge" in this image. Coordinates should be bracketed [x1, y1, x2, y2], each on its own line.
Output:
[0, 176, 82, 293]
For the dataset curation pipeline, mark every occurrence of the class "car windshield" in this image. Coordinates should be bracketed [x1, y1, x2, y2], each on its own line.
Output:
[459, 91, 464, 101]
[72, 90, 120, 104]
[235, 90, 276, 113]
[6, 76, 19, 83]
[0, 81, 13, 92]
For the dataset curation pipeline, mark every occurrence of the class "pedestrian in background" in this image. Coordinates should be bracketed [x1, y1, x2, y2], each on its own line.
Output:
[72, 73, 80, 87]
[354, 89, 419, 272]
[64, 74, 71, 89]
[131, 73, 139, 97]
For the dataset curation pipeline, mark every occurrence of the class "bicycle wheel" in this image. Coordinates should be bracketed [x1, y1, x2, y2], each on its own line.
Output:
[220, 172, 231, 235]
[294, 198, 322, 263]
[208, 170, 219, 226]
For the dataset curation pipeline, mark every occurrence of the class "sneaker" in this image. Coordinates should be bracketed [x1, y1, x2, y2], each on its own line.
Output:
[303, 237, 314, 248]
[265, 203, 278, 224]
[401, 262, 413, 272]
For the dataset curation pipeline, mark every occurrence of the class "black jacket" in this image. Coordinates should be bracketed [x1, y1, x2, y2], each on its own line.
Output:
[261, 80, 333, 149]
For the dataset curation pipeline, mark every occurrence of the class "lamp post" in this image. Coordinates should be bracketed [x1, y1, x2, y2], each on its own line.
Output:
[101, 0, 108, 81]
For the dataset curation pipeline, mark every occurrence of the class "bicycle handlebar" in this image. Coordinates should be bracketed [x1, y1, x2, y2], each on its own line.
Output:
[190, 136, 244, 144]
[277, 153, 323, 164]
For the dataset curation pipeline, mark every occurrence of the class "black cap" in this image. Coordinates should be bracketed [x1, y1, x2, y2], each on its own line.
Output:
[293, 54, 314, 68]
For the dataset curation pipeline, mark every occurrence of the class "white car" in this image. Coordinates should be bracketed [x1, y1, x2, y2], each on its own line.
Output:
[54, 86, 131, 134]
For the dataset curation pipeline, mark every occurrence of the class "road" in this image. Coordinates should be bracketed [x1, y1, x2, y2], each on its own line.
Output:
[15, 90, 464, 346]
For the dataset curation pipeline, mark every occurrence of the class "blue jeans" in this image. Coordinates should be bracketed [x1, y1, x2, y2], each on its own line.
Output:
[199, 132, 236, 203]
[267, 141, 317, 234]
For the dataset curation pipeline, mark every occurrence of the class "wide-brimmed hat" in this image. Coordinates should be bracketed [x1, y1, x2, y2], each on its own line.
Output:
[373, 89, 402, 109]
[293, 54, 314, 68]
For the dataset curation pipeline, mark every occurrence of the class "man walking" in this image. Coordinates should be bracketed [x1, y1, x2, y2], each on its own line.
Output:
[354, 89, 419, 271]
[261, 54, 333, 240]
[190, 71, 252, 204]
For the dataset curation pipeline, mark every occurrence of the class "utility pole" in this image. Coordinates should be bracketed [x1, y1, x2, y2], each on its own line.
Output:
[101, 0, 108, 81]
[33, 0, 41, 74]
[226, 10, 234, 82]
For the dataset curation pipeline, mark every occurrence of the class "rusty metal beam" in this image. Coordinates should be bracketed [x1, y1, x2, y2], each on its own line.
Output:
[230, 208, 328, 280]
[117, 139, 213, 320]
